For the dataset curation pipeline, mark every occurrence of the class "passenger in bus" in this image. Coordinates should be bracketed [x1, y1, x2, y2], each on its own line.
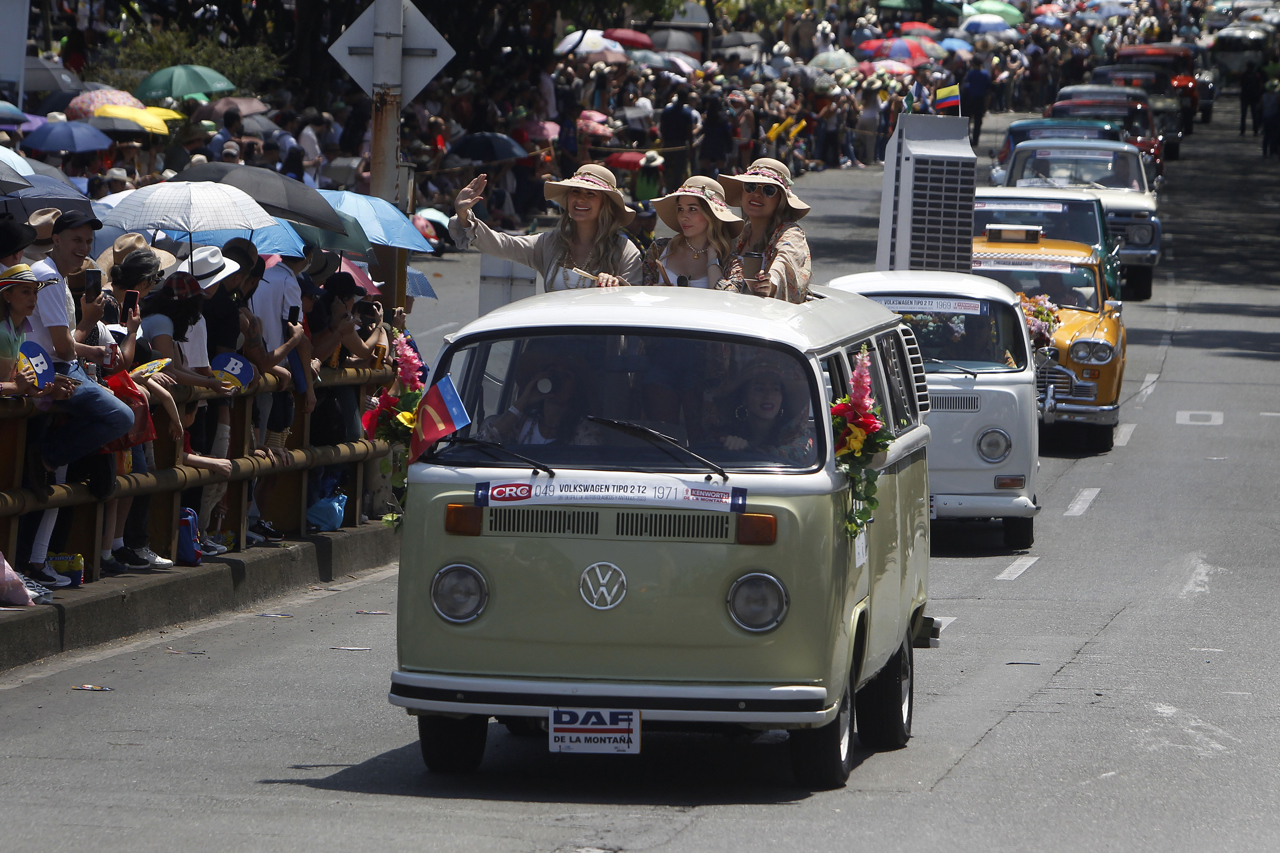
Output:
[715, 357, 815, 464]
[717, 158, 812, 304]
[642, 177, 742, 288]
[476, 346, 602, 446]
[449, 165, 642, 292]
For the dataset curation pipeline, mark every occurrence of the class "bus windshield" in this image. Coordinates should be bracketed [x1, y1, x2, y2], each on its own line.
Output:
[866, 296, 1029, 373]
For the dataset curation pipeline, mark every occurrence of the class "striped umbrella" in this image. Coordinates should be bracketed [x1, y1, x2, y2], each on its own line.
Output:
[101, 182, 277, 234]
[66, 89, 144, 121]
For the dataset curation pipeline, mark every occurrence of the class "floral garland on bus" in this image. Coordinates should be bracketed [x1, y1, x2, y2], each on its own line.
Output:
[1018, 293, 1061, 349]
[831, 346, 895, 538]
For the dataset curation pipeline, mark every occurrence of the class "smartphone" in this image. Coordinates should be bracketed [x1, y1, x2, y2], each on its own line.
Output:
[288, 306, 301, 324]
[83, 269, 102, 302]
[122, 289, 139, 316]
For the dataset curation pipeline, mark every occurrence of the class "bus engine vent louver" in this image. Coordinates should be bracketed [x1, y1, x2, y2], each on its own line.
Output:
[615, 511, 733, 541]
[488, 508, 600, 536]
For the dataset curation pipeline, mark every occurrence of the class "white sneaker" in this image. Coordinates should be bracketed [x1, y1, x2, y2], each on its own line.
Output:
[138, 547, 174, 569]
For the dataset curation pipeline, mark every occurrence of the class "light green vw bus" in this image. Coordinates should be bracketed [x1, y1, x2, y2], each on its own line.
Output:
[391, 286, 937, 788]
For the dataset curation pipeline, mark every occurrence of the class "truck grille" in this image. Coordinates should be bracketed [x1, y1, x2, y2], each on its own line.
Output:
[930, 394, 981, 412]
[616, 511, 732, 541]
[488, 508, 600, 536]
[1037, 365, 1097, 400]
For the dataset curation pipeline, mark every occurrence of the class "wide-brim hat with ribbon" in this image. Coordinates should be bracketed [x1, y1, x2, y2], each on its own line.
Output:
[719, 158, 810, 219]
[652, 177, 744, 236]
[163, 245, 240, 290]
[544, 164, 635, 226]
[0, 264, 49, 294]
[95, 232, 176, 277]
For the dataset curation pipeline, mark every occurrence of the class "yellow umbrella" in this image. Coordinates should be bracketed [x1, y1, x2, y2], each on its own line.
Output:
[94, 104, 170, 134]
[145, 106, 186, 122]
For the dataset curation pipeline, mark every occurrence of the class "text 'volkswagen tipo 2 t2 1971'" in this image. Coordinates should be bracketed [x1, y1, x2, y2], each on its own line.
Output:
[390, 286, 939, 788]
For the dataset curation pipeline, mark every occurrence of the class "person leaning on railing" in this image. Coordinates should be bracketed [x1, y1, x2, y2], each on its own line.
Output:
[0, 266, 74, 400]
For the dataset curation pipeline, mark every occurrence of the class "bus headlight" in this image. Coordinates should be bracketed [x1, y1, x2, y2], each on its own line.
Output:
[431, 564, 489, 623]
[977, 428, 1012, 463]
[727, 573, 788, 632]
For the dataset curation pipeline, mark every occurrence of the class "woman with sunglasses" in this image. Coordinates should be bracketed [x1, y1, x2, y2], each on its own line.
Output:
[718, 158, 812, 304]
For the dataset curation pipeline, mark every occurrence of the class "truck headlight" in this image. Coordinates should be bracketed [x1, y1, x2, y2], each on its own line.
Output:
[1129, 224, 1153, 245]
[1069, 341, 1114, 365]
[977, 428, 1012, 463]
[727, 573, 788, 632]
[431, 564, 489, 623]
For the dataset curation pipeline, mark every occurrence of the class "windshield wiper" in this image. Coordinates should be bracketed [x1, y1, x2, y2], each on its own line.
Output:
[925, 357, 979, 378]
[586, 416, 728, 482]
[433, 436, 555, 478]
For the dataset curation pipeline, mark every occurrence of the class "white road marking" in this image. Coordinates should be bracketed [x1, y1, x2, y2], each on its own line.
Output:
[1180, 554, 1225, 599]
[933, 616, 958, 631]
[996, 556, 1039, 581]
[1145, 703, 1240, 757]
[1115, 423, 1137, 446]
[1065, 488, 1100, 516]
[1261, 413, 1280, 417]
[1135, 373, 1159, 403]
[1177, 410, 1223, 426]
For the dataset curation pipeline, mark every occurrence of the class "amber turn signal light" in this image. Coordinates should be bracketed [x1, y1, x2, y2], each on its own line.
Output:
[994, 476, 1026, 489]
[445, 504, 483, 536]
[736, 513, 777, 545]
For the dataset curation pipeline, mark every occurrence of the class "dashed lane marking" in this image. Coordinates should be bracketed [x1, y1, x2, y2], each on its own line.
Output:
[1065, 488, 1101, 517]
[996, 556, 1039, 581]
[933, 616, 958, 631]
[1261, 413, 1280, 417]
[1135, 373, 1159, 404]
[1115, 423, 1136, 446]
[1177, 411, 1223, 426]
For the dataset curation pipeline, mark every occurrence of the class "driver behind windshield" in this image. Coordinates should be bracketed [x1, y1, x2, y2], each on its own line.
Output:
[476, 343, 603, 446]
[714, 356, 815, 464]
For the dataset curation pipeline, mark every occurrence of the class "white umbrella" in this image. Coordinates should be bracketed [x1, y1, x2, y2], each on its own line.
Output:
[94, 189, 135, 209]
[554, 30, 624, 56]
[0, 145, 34, 176]
[101, 182, 276, 233]
[962, 13, 1015, 32]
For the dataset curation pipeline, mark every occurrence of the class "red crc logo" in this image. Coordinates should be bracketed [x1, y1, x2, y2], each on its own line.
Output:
[489, 483, 532, 502]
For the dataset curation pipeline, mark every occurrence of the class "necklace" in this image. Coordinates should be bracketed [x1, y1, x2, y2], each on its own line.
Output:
[689, 240, 709, 260]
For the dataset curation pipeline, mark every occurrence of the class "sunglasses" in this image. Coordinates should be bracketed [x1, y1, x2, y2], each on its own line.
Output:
[743, 183, 781, 198]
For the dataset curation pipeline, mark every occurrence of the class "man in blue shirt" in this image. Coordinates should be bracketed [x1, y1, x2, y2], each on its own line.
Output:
[960, 57, 992, 147]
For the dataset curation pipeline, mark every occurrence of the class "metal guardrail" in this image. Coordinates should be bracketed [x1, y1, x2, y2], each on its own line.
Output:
[0, 366, 396, 583]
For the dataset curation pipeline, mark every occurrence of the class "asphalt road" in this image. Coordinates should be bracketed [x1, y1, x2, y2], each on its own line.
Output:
[5, 111, 1280, 852]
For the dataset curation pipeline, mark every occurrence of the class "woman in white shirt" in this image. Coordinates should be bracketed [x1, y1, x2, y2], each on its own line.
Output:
[641, 177, 742, 287]
[449, 164, 642, 291]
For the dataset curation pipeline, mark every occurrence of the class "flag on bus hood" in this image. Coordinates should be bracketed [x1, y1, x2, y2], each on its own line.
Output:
[410, 375, 471, 460]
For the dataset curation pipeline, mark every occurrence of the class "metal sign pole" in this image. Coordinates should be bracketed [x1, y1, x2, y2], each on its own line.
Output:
[370, 0, 406, 310]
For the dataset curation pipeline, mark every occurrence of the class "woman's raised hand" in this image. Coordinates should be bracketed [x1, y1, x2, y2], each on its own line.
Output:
[454, 175, 489, 224]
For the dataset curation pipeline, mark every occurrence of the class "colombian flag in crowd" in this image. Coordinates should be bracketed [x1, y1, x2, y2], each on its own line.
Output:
[409, 375, 472, 459]
[935, 84, 960, 112]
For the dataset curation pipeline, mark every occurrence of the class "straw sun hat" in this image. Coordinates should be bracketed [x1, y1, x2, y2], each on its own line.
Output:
[652, 177, 743, 236]
[719, 158, 811, 219]
[95, 232, 177, 276]
[544, 164, 635, 226]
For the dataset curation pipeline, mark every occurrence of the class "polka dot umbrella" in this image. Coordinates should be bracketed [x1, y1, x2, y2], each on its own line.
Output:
[65, 89, 145, 121]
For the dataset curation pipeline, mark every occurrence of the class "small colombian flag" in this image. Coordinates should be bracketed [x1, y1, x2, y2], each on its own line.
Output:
[935, 84, 961, 112]
[409, 375, 472, 460]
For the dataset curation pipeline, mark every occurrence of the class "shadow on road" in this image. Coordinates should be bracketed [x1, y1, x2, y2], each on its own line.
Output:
[260, 725, 880, 804]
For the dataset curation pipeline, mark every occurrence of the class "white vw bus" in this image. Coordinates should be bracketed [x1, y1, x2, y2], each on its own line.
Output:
[828, 271, 1040, 549]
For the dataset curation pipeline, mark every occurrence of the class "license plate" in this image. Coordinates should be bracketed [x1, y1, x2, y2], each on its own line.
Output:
[548, 708, 640, 754]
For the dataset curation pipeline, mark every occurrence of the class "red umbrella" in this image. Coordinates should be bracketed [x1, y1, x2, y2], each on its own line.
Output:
[604, 150, 647, 170]
[578, 120, 613, 139]
[580, 109, 609, 123]
[586, 49, 629, 65]
[1034, 3, 1065, 13]
[865, 38, 931, 64]
[341, 257, 379, 294]
[523, 119, 560, 141]
[900, 21, 940, 35]
[604, 28, 653, 49]
[65, 89, 144, 121]
[858, 61, 877, 76]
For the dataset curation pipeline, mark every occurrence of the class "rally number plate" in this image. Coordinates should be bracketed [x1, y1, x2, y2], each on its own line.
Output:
[548, 707, 640, 754]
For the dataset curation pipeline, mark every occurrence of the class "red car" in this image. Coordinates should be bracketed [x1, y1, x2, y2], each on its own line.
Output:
[1116, 45, 1199, 133]
[1047, 99, 1164, 174]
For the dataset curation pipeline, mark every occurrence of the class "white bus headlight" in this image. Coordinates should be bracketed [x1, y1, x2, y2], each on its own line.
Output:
[431, 564, 489, 623]
[977, 428, 1012, 463]
[727, 573, 788, 632]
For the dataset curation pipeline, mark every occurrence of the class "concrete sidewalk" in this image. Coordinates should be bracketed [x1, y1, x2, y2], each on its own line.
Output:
[0, 522, 399, 672]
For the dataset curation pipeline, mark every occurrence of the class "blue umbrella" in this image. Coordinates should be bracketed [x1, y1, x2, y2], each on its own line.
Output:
[451, 132, 528, 162]
[317, 190, 433, 253]
[406, 266, 439, 300]
[1034, 14, 1064, 26]
[164, 223, 306, 257]
[940, 37, 975, 51]
[2, 173, 93, 219]
[22, 119, 113, 153]
[0, 101, 26, 123]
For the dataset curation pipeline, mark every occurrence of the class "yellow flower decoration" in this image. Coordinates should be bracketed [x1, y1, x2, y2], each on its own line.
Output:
[835, 426, 866, 457]
[395, 410, 417, 429]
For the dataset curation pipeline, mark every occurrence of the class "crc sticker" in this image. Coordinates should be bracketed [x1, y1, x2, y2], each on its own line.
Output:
[1033, 148, 1117, 160]
[974, 202, 1065, 213]
[872, 296, 987, 316]
[475, 476, 747, 513]
[549, 708, 639, 754]
[972, 259, 1075, 273]
[1028, 128, 1101, 138]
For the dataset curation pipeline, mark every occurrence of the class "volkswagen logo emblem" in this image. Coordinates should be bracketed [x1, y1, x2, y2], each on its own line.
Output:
[580, 562, 627, 610]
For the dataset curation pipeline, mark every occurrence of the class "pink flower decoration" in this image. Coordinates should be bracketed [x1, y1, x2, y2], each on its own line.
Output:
[395, 335, 425, 392]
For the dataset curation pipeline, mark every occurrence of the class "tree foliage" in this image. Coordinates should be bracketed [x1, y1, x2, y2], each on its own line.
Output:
[84, 27, 285, 95]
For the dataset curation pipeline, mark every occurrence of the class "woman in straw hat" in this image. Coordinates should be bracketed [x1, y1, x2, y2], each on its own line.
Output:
[449, 164, 642, 292]
[0, 265, 72, 399]
[717, 158, 812, 304]
[643, 177, 742, 288]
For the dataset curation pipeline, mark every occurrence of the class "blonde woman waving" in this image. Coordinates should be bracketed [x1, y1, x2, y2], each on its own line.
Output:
[642, 177, 743, 288]
[718, 158, 812, 304]
[449, 165, 642, 291]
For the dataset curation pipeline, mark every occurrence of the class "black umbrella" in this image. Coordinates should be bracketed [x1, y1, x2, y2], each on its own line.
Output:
[2, 174, 92, 218]
[23, 157, 74, 186]
[451, 132, 528, 162]
[0, 162, 31, 194]
[168, 161, 346, 233]
[24, 57, 83, 93]
[713, 32, 764, 48]
[242, 113, 281, 137]
[87, 115, 150, 140]
[650, 29, 702, 54]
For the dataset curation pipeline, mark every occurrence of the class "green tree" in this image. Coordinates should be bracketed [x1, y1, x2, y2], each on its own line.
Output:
[85, 27, 285, 96]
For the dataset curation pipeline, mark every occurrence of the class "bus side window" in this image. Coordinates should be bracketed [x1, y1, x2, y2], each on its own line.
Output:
[876, 333, 918, 435]
[820, 352, 849, 455]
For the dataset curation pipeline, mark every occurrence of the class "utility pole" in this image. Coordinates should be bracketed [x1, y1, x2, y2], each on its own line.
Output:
[369, 0, 407, 311]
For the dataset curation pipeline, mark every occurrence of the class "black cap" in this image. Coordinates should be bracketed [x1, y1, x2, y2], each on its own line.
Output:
[51, 209, 103, 234]
[322, 271, 366, 300]
[0, 214, 37, 258]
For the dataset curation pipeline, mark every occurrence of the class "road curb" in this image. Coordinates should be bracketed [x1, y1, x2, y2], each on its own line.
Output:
[0, 523, 399, 673]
